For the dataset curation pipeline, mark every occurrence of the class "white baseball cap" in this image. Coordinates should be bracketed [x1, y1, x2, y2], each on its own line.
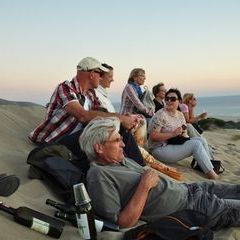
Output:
[77, 57, 109, 72]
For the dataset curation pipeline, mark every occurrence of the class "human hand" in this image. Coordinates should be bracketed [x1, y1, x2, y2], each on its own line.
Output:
[130, 115, 146, 132]
[199, 112, 207, 120]
[120, 114, 140, 130]
[173, 127, 183, 137]
[147, 108, 155, 117]
[140, 169, 159, 190]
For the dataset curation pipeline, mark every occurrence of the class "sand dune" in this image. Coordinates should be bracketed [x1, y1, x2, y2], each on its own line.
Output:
[0, 101, 240, 239]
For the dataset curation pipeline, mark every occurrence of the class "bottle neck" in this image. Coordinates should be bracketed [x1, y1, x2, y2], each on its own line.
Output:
[76, 202, 92, 213]
[46, 199, 76, 214]
[0, 202, 16, 215]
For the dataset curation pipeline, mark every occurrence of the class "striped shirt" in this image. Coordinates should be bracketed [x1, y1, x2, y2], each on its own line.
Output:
[119, 83, 149, 114]
[28, 77, 100, 144]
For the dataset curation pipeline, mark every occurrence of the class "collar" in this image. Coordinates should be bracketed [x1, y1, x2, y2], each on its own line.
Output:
[91, 158, 126, 167]
[97, 85, 108, 97]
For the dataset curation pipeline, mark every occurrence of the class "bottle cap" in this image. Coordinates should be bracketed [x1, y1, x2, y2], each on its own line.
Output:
[73, 183, 91, 206]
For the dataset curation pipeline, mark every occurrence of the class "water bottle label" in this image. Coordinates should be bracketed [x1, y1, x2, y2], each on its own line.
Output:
[95, 219, 103, 232]
[31, 218, 50, 234]
[76, 213, 90, 239]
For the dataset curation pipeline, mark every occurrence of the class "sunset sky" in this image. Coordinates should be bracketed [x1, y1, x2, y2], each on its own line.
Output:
[1, 0, 240, 105]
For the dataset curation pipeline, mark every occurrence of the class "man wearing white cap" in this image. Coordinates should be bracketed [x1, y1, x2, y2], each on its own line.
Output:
[28, 57, 144, 165]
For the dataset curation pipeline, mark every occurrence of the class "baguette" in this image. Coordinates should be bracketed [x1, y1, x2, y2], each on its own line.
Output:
[139, 146, 183, 181]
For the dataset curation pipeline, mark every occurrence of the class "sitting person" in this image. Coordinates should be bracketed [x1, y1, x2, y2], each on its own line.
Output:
[119, 68, 154, 117]
[148, 88, 218, 179]
[95, 63, 115, 113]
[0, 173, 19, 197]
[80, 116, 240, 230]
[179, 93, 214, 159]
[152, 82, 166, 112]
[131, 117, 183, 181]
[28, 57, 145, 166]
[180, 93, 207, 134]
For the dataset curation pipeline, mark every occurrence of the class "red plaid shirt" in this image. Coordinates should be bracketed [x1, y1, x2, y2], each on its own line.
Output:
[28, 77, 100, 144]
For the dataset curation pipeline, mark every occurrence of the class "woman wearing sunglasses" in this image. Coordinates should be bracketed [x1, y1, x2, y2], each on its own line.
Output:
[148, 88, 218, 179]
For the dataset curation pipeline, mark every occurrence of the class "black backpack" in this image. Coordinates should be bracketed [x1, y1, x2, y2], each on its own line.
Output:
[123, 209, 214, 240]
[27, 143, 88, 203]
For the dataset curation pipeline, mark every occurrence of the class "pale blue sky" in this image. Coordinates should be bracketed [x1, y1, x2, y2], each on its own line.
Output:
[0, 0, 240, 105]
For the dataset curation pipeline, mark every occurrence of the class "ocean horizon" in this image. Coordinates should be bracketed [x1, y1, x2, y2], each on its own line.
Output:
[112, 94, 240, 121]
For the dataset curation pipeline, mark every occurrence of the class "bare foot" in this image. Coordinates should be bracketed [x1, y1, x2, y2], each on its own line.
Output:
[206, 170, 219, 180]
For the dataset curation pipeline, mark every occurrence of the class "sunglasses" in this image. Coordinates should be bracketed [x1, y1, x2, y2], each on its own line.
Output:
[93, 70, 104, 77]
[105, 136, 123, 144]
[89, 69, 104, 77]
[165, 96, 178, 102]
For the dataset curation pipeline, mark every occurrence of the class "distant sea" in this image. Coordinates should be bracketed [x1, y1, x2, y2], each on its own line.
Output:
[112, 95, 240, 121]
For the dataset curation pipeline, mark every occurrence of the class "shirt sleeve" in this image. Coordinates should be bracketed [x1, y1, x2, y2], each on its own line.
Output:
[57, 81, 79, 107]
[125, 84, 148, 113]
[87, 173, 121, 223]
[148, 110, 165, 133]
[179, 103, 189, 113]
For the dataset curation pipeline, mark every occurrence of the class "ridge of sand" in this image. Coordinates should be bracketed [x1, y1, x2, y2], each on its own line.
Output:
[0, 101, 239, 239]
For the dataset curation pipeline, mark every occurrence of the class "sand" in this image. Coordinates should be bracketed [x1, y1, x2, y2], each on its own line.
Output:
[0, 102, 240, 240]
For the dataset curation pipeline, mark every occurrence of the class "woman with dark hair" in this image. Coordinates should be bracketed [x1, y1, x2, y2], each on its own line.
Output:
[152, 82, 167, 112]
[119, 68, 154, 117]
[148, 88, 218, 179]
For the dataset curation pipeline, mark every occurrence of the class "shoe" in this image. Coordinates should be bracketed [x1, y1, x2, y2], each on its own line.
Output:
[0, 175, 20, 197]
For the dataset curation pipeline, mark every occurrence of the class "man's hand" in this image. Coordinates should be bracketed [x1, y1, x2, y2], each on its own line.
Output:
[119, 114, 141, 130]
[118, 168, 159, 228]
[140, 169, 159, 191]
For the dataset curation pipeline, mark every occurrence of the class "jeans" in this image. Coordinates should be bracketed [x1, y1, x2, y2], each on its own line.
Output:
[151, 137, 214, 173]
[187, 123, 214, 159]
[187, 182, 240, 229]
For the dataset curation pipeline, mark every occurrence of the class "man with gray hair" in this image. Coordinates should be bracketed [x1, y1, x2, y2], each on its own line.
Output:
[80, 116, 240, 230]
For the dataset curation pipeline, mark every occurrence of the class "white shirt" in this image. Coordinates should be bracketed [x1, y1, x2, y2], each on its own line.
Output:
[95, 86, 116, 113]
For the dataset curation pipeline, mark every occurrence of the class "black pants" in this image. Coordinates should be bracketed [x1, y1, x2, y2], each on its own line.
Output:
[57, 126, 145, 167]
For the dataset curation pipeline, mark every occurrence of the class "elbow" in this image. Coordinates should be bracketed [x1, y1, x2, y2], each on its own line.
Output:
[118, 217, 138, 229]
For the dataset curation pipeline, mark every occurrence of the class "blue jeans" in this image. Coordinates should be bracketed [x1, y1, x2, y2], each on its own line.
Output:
[151, 137, 214, 173]
[187, 182, 240, 229]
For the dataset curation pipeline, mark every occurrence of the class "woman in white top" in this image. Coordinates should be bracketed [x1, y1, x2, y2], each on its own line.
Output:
[148, 88, 218, 179]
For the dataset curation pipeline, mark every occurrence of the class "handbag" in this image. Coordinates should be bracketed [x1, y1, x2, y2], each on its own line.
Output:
[191, 158, 225, 175]
[192, 122, 204, 135]
[133, 88, 155, 118]
[167, 135, 190, 145]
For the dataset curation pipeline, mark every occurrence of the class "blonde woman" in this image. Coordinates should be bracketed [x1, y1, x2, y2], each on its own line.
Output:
[119, 68, 154, 117]
[181, 93, 207, 124]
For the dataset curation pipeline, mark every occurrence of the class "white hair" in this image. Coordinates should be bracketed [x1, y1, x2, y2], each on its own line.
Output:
[79, 117, 120, 161]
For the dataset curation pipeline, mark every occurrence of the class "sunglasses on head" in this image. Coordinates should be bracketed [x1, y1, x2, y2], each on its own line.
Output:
[165, 96, 178, 102]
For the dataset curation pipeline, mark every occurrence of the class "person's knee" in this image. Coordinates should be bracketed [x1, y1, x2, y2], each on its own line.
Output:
[190, 139, 203, 151]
